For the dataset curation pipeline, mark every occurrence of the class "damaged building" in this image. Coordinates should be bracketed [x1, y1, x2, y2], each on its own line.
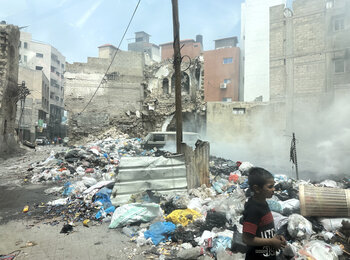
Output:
[0, 23, 20, 154]
[64, 40, 206, 142]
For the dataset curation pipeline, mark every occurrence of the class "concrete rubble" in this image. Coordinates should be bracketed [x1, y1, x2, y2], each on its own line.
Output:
[6, 133, 350, 260]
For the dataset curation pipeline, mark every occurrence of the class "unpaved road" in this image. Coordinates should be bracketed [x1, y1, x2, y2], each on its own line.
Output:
[0, 146, 145, 260]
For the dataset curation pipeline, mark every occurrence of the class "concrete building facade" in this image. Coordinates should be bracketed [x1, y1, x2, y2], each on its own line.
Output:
[0, 24, 20, 154]
[270, 0, 350, 131]
[160, 36, 203, 61]
[240, 0, 286, 102]
[17, 66, 49, 142]
[128, 31, 160, 62]
[65, 45, 145, 141]
[204, 37, 240, 102]
[19, 31, 66, 139]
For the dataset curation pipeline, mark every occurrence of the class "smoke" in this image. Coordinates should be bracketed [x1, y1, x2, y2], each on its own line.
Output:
[206, 95, 350, 180]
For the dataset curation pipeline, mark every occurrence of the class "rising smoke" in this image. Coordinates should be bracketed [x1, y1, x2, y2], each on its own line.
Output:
[207, 95, 350, 181]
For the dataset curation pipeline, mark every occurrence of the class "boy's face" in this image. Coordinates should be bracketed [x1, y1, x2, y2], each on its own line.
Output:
[256, 178, 275, 199]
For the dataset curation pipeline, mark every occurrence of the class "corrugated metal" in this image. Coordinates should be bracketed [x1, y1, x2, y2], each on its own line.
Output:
[111, 156, 187, 206]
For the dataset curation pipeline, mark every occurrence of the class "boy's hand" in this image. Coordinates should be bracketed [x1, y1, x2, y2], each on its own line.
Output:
[277, 235, 287, 245]
[270, 235, 286, 250]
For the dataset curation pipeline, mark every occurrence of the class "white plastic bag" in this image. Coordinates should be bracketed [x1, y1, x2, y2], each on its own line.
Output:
[299, 240, 338, 260]
[109, 203, 162, 228]
[320, 217, 350, 232]
[287, 214, 314, 239]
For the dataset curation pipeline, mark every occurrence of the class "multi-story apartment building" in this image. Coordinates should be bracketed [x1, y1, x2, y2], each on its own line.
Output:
[240, 0, 287, 102]
[19, 31, 66, 140]
[270, 0, 350, 101]
[160, 35, 203, 61]
[17, 66, 49, 142]
[204, 37, 240, 102]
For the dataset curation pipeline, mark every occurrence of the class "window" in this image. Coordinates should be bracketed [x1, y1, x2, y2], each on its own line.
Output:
[36, 53, 44, 58]
[223, 57, 233, 64]
[326, 0, 334, 9]
[194, 44, 198, 47]
[24, 42, 28, 49]
[334, 59, 345, 73]
[56, 71, 60, 77]
[55, 96, 59, 101]
[19, 54, 21, 61]
[51, 66, 56, 73]
[50, 92, 55, 99]
[61, 63, 64, 69]
[334, 17, 345, 32]
[36, 66, 43, 71]
[224, 79, 231, 84]
[24, 55, 27, 62]
[233, 108, 246, 114]
[222, 97, 232, 102]
[19, 41, 21, 48]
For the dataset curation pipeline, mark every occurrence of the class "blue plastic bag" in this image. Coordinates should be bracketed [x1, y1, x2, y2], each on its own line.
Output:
[95, 205, 116, 219]
[93, 187, 113, 208]
[144, 222, 176, 245]
[210, 236, 232, 254]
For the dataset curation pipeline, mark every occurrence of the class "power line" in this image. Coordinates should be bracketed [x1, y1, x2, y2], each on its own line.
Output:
[78, 0, 141, 116]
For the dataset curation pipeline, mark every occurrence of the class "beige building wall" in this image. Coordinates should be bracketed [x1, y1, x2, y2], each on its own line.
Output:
[17, 66, 49, 141]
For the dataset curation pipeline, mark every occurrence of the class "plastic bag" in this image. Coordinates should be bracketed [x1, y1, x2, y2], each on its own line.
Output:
[144, 222, 176, 245]
[320, 217, 350, 232]
[297, 240, 338, 260]
[287, 214, 314, 239]
[210, 236, 232, 254]
[187, 198, 203, 213]
[109, 203, 161, 228]
[281, 198, 300, 213]
[93, 187, 113, 208]
[165, 209, 201, 226]
[267, 199, 283, 213]
[238, 162, 253, 173]
[231, 225, 247, 253]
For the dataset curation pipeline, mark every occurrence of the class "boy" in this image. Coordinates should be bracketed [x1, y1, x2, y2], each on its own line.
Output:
[242, 167, 286, 259]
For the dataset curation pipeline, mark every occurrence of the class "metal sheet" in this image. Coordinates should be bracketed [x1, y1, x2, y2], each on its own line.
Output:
[111, 156, 187, 206]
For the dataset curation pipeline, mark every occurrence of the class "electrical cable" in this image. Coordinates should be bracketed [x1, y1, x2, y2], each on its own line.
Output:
[78, 0, 141, 116]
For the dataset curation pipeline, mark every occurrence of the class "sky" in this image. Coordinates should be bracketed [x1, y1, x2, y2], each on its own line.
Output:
[0, 0, 244, 63]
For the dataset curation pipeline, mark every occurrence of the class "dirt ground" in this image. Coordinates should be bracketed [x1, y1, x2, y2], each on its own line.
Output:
[0, 146, 145, 260]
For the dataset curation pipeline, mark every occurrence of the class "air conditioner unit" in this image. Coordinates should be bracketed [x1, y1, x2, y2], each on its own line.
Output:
[220, 83, 227, 89]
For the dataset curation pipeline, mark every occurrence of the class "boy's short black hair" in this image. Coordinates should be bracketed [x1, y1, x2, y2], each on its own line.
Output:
[248, 167, 274, 188]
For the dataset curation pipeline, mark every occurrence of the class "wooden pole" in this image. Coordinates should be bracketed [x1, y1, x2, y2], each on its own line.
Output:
[292, 132, 299, 180]
[171, 0, 183, 154]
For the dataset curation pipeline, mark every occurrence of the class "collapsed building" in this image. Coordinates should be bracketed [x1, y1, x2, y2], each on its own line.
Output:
[65, 44, 206, 143]
[0, 24, 20, 155]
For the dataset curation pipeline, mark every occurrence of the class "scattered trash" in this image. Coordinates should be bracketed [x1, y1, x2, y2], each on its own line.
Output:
[144, 222, 176, 245]
[165, 208, 201, 226]
[177, 247, 204, 259]
[287, 214, 314, 239]
[22, 205, 29, 213]
[20, 241, 37, 248]
[109, 203, 161, 228]
[12, 135, 350, 260]
[83, 219, 90, 227]
[60, 223, 73, 234]
[0, 250, 21, 260]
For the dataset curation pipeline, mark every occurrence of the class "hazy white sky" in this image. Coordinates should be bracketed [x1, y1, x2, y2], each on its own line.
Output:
[1, 0, 244, 63]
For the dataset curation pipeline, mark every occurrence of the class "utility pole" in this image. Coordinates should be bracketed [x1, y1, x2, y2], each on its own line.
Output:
[290, 132, 299, 180]
[171, 0, 183, 154]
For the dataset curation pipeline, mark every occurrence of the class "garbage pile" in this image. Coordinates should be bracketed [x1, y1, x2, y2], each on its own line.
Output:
[22, 136, 350, 260]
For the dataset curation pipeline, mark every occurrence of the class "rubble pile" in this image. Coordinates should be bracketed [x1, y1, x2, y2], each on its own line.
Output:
[21, 136, 350, 260]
